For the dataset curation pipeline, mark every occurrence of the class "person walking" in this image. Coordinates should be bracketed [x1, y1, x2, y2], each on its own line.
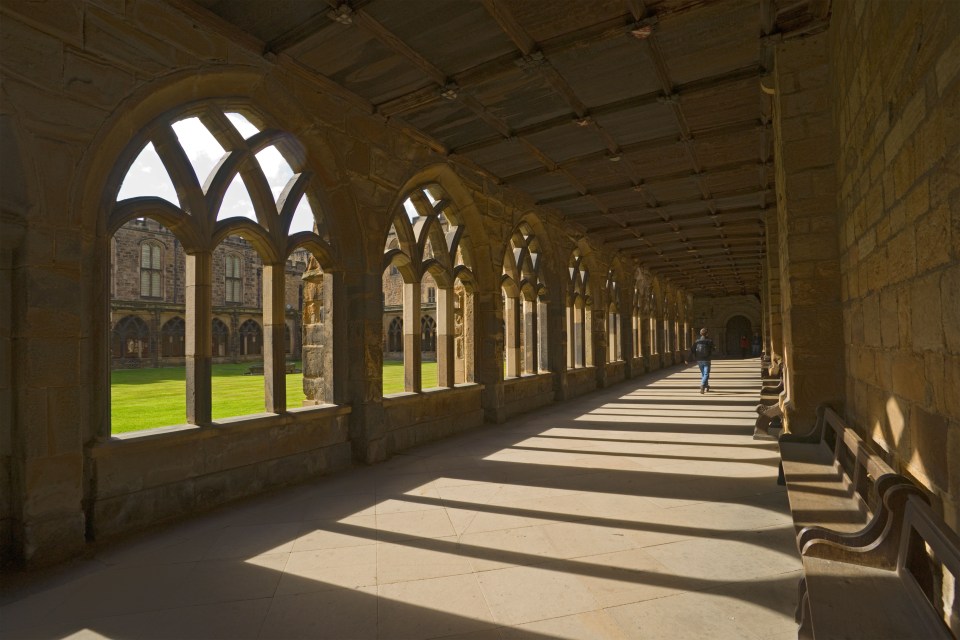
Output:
[739, 334, 749, 358]
[751, 332, 762, 357]
[691, 328, 714, 393]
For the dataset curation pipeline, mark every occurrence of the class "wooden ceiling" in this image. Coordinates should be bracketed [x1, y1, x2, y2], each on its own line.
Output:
[182, 0, 829, 296]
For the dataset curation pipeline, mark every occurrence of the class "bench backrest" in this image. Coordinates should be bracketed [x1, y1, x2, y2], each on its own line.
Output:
[898, 494, 960, 638]
[815, 405, 899, 515]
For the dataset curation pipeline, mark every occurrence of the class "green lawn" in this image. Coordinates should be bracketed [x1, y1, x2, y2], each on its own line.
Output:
[111, 359, 438, 433]
[382, 359, 438, 394]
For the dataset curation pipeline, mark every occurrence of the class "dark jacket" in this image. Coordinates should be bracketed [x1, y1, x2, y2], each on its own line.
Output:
[691, 337, 714, 361]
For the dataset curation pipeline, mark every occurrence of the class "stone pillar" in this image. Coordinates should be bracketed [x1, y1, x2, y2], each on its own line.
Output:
[477, 290, 505, 423]
[592, 307, 607, 387]
[185, 252, 212, 425]
[349, 269, 388, 462]
[436, 286, 455, 387]
[403, 281, 421, 392]
[1, 207, 26, 565]
[773, 32, 845, 433]
[764, 209, 783, 362]
[301, 264, 333, 405]
[262, 263, 286, 413]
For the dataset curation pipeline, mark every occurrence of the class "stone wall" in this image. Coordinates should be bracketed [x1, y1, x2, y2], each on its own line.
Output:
[830, 1, 960, 528]
[691, 295, 762, 356]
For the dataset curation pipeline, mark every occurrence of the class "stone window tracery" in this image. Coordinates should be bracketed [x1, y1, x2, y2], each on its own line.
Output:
[160, 317, 185, 358]
[106, 100, 337, 432]
[502, 222, 547, 377]
[383, 182, 475, 392]
[112, 315, 150, 360]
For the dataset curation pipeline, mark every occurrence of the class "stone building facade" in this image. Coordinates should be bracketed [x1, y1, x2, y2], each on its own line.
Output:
[109, 218, 309, 368]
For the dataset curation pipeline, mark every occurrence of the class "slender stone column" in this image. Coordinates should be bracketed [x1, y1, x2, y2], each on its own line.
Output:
[185, 251, 212, 425]
[537, 298, 549, 372]
[262, 263, 286, 413]
[436, 286, 455, 387]
[504, 296, 520, 377]
[523, 297, 536, 374]
[403, 281, 421, 392]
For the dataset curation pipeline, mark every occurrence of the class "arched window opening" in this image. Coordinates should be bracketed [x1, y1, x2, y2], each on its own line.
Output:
[112, 315, 150, 360]
[238, 319, 262, 356]
[606, 270, 620, 363]
[383, 182, 472, 393]
[387, 317, 403, 353]
[421, 315, 437, 353]
[212, 318, 229, 358]
[504, 222, 547, 376]
[160, 317, 185, 358]
[106, 101, 336, 434]
[567, 251, 592, 369]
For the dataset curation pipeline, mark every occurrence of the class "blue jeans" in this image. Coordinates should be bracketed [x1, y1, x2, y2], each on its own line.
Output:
[698, 361, 711, 388]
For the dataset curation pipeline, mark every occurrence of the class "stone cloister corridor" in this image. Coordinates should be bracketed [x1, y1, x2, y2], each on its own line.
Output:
[2, 0, 958, 636]
[1, 360, 803, 639]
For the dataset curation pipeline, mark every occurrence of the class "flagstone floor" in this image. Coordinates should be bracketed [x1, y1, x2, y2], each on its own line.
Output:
[1, 358, 800, 639]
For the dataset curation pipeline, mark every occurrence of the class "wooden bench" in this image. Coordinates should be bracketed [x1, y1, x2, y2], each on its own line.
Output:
[779, 404, 925, 558]
[246, 364, 300, 375]
[778, 405, 960, 638]
[797, 491, 960, 639]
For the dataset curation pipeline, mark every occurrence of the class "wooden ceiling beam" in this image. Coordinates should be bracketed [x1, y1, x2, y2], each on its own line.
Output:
[446, 64, 763, 154]
[481, 0, 537, 55]
[535, 157, 771, 206]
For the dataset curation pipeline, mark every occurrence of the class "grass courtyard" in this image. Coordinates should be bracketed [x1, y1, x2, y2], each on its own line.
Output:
[111, 359, 438, 433]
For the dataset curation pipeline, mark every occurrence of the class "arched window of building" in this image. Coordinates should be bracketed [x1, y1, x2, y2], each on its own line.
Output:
[421, 315, 436, 353]
[383, 182, 474, 392]
[107, 101, 337, 432]
[160, 317, 185, 358]
[112, 315, 150, 359]
[239, 319, 262, 356]
[212, 318, 229, 358]
[224, 253, 242, 304]
[387, 317, 403, 353]
[140, 241, 163, 299]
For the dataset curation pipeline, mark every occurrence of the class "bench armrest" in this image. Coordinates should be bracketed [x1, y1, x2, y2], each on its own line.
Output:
[800, 481, 928, 569]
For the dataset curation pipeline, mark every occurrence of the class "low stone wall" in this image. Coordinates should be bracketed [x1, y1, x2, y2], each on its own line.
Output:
[565, 367, 597, 399]
[502, 374, 554, 420]
[382, 385, 485, 454]
[88, 405, 352, 539]
[605, 361, 626, 385]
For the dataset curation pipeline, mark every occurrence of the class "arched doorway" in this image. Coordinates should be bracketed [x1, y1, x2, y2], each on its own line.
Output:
[725, 315, 752, 356]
